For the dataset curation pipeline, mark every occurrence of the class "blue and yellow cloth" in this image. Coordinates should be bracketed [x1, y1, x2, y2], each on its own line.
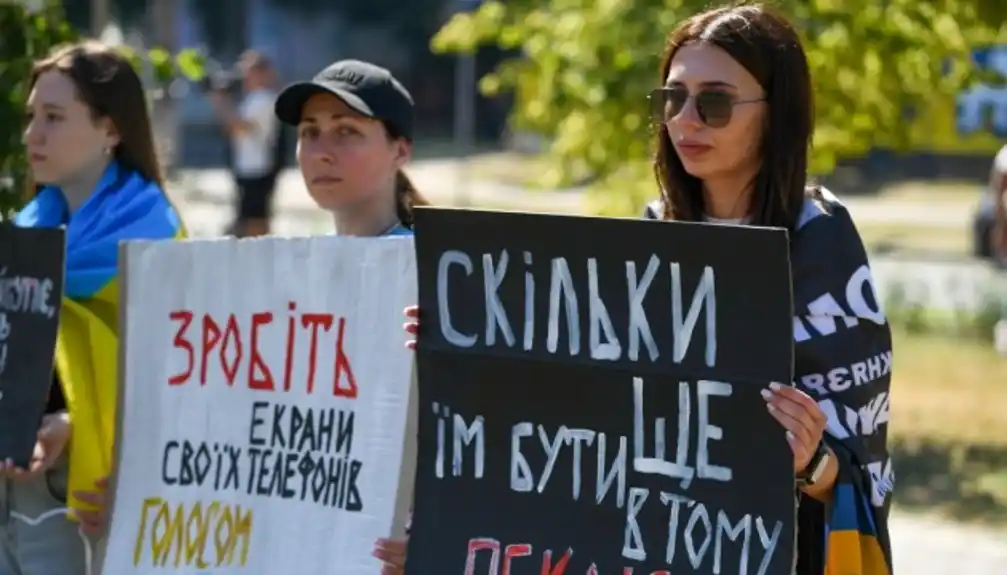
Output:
[14, 161, 185, 515]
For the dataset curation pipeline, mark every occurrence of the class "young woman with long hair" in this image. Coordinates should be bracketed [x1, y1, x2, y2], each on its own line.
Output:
[643, 5, 893, 573]
[3, 40, 185, 575]
[403, 4, 894, 574]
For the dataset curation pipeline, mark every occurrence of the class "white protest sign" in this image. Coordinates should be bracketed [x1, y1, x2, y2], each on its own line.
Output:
[102, 236, 417, 574]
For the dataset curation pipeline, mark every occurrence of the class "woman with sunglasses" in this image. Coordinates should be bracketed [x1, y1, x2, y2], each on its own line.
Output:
[404, 4, 894, 575]
[642, 5, 894, 575]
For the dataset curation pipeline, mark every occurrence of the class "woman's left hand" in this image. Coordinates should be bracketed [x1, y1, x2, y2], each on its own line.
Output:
[373, 537, 408, 575]
[762, 382, 827, 472]
[0, 411, 71, 480]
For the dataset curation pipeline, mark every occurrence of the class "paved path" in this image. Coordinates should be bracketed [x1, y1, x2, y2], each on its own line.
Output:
[890, 514, 1007, 573]
[174, 161, 977, 227]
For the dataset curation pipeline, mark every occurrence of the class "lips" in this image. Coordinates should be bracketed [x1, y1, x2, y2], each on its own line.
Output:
[675, 142, 712, 159]
[311, 176, 342, 185]
[29, 153, 47, 163]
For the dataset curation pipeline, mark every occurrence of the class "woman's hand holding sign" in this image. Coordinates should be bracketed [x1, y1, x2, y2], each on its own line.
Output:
[403, 306, 419, 350]
[761, 382, 837, 500]
[373, 537, 408, 575]
[0, 411, 71, 479]
[761, 382, 826, 471]
[74, 476, 110, 534]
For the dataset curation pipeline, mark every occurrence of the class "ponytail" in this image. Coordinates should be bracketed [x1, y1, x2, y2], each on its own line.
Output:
[394, 169, 429, 228]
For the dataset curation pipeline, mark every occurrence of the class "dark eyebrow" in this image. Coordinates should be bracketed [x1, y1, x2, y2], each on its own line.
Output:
[664, 80, 738, 90]
[31, 102, 66, 111]
[299, 112, 366, 125]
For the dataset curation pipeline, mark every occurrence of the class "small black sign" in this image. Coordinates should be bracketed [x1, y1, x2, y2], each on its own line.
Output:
[409, 209, 795, 575]
[0, 224, 65, 467]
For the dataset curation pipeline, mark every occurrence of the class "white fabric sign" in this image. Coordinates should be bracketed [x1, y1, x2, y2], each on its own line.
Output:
[102, 236, 417, 574]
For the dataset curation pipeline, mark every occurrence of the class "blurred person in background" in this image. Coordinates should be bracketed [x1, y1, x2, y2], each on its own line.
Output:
[210, 50, 280, 238]
[6, 40, 185, 575]
[992, 144, 1007, 260]
[991, 145, 1007, 354]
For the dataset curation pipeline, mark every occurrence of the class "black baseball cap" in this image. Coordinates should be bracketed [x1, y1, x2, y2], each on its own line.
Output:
[274, 59, 414, 140]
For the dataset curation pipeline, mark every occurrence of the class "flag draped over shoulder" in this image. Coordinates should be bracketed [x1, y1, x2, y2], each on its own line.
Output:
[644, 189, 894, 574]
[790, 190, 893, 575]
[14, 161, 186, 515]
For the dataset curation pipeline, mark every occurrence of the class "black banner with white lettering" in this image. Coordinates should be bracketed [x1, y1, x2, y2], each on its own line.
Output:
[0, 224, 65, 466]
[409, 208, 796, 575]
[788, 193, 894, 573]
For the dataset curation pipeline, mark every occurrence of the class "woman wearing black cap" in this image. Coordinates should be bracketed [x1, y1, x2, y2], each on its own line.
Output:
[275, 59, 416, 574]
[274, 59, 428, 236]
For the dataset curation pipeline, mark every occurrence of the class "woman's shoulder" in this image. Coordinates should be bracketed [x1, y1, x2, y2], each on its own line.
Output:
[107, 170, 186, 240]
[795, 186, 849, 231]
[642, 200, 662, 220]
[793, 187, 866, 252]
[791, 187, 873, 284]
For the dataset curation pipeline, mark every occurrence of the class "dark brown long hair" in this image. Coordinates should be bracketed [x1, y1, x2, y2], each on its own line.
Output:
[654, 3, 814, 230]
[384, 123, 429, 227]
[27, 40, 164, 196]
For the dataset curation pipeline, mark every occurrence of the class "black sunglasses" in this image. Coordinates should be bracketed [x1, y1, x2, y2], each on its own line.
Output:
[649, 87, 765, 128]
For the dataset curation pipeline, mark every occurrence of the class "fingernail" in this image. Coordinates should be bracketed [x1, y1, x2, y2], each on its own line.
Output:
[766, 403, 776, 412]
[786, 430, 795, 442]
[769, 382, 784, 392]
[759, 389, 772, 400]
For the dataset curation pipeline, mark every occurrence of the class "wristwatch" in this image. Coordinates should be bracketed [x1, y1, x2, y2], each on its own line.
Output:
[797, 441, 830, 487]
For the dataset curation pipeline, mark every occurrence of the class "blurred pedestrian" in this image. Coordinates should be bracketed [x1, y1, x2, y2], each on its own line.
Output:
[991, 144, 1007, 261]
[992, 145, 1007, 355]
[210, 50, 280, 238]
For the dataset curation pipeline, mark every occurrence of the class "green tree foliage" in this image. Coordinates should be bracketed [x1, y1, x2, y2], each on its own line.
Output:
[0, 2, 204, 219]
[433, 0, 1007, 214]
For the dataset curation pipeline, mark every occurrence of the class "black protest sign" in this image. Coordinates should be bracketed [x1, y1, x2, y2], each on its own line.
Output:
[0, 224, 65, 467]
[409, 209, 795, 575]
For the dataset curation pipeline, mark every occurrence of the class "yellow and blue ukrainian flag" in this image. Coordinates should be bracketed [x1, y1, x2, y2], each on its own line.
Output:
[14, 160, 185, 515]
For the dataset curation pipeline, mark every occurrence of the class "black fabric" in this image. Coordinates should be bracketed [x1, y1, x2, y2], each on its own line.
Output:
[643, 194, 894, 574]
[237, 174, 277, 220]
[789, 194, 893, 573]
[46, 372, 66, 414]
[274, 59, 414, 139]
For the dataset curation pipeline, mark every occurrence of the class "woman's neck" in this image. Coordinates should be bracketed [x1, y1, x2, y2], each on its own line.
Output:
[702, 172, 755, 220]
[332, 192, 400, 237]
[58, 158, 112, 214]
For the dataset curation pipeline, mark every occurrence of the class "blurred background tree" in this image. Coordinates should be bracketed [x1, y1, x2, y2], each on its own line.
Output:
[433, 0, 1007, 214]
[0, 1, 203, 219]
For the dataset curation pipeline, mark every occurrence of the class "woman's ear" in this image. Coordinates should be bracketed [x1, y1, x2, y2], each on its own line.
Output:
[392, 138, 412, 170]
[100, 117, 121, 151]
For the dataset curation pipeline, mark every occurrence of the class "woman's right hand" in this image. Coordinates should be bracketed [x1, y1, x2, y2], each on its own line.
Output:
[373, 537, 408, 575]
[403, 306, 419, 350]
[73, 475, 110, 534]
